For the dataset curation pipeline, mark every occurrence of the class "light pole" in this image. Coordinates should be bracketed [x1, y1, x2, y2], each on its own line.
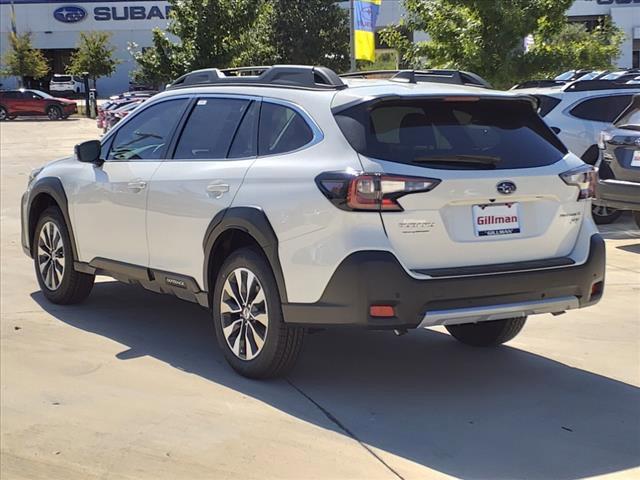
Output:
[349, 0, 356, 72]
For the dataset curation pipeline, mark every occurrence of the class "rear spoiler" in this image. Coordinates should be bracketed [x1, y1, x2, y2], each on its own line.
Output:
[331, 93, 538, 115]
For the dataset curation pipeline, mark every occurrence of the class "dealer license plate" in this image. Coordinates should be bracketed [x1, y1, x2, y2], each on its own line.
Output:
[631, 150, 640, 167]
[473, 203, 521, 237]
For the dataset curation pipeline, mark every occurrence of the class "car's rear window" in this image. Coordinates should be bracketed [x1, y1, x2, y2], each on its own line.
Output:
[334, 98, 567, 170]
[52, 75, 72, 82]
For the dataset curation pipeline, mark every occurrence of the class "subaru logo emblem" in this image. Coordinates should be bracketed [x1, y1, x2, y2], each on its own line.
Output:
[496, 181, 517, 195]
[53, 5, 86, 23]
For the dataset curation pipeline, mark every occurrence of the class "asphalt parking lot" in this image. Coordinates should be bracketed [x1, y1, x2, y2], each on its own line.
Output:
[1, 117, 639, 480]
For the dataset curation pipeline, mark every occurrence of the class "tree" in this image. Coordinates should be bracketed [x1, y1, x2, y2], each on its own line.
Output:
[67, 32, 120, 89]
[131, 0, 351, 84]
[131, 0, 263, 83]
[268, 0, 349, 72]
[128, 30, 178, 89]
[380, 0, 624, 88]
[523, 19, 624, 80]
[1, 32, 49, 87]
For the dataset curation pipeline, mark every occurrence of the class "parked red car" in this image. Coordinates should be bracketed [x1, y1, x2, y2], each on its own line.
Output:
[0, 89, 77, 120]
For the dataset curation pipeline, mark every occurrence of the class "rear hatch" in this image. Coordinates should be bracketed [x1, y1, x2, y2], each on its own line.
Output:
[334, 95, 587, 271]
[51, 75, 73, 88]
[600, 98, 640, 183]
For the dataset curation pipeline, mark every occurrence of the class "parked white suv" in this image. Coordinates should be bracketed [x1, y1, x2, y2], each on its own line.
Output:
[22, 66, 605, 378]
[515, 81, 639, 163]
[49, 74, 85, 95]
[515, 80, 640, 223]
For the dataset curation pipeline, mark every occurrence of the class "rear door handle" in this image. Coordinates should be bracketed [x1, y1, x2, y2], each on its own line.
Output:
[127, 180, 147, 192]
[206, 182, 230, 199]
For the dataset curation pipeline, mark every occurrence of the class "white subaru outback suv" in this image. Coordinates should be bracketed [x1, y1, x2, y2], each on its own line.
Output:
[22, 66, 605, 379]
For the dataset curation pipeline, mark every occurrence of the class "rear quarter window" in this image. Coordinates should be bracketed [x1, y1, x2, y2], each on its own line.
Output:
[258, 102, 314, 156]
[534, 95, 561, 117]
[570, 95, 633, 122]
[335, 98, 567, 170]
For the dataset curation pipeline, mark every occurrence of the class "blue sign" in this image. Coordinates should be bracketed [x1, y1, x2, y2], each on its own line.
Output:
[53, 5, 86, 23]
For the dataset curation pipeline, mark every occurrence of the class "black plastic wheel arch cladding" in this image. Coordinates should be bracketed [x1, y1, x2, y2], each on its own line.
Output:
[27, 177, 79, 261]
[203, 207, 289, 304]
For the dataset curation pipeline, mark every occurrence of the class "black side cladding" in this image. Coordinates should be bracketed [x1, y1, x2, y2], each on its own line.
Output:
[202, 207, 288, 303]
[26, 177, 79, 260]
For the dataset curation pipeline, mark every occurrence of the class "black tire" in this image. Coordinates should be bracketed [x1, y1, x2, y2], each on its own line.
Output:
[0, 106, 7, 121]
[446, 317, 527, 347]
[8, 116, 17, 120]
[212, 247, 304, 379]
[634, 211, 640, 229]
[33, 206, 95, 304]
[47, 105, 62, 120]
[592, 205, 622, 225]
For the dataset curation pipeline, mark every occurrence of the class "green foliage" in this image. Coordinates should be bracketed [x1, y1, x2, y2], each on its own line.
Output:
[268, 0, 349, 72]
[1, 32, 50, 85]
[128, 30, 178, 88]
[356, 51, 399, 71]
[524, 19, 625, 80]
[130, 0, 263, 83]
[131, 0, 351, 83]
[232, 1, 278, 67]
[67, 32, 120, 88]
[380, 0, 624, 88]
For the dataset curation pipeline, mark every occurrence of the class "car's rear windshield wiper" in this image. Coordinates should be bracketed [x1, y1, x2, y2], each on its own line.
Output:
[412, 154, 501, 166]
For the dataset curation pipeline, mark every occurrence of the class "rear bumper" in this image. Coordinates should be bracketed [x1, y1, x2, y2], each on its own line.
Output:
[595, 178, 640, 211]
[282, 234, 605, 328]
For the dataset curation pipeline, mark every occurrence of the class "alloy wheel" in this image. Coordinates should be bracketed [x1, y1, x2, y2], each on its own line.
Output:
[48, 107, 61, 120]
[0, 108, 6, 120]
[37, 221, 65, 290]
[593, 205, 617, 218]
[220, 267, 269, 361]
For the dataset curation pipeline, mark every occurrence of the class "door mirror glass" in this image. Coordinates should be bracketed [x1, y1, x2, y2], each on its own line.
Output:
[75, 140, 102, 164]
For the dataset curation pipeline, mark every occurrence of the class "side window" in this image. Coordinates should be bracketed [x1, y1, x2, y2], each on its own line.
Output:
[173, 97, 250, 160]
[258, 102, 314, 156]
[570, 95, 632, 123]
[107, 99, 188, 161]
[228, 101, 260, 158]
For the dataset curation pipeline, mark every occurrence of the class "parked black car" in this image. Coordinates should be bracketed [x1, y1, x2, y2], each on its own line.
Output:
[595, 94, 640, 228]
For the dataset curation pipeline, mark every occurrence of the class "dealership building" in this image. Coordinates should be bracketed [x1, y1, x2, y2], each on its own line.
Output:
[0, 0, 639, 96]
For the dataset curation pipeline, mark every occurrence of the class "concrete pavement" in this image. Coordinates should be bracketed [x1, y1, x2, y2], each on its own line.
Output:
[1, 118, 639, 479]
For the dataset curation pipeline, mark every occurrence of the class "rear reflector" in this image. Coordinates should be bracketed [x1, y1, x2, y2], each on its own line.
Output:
[591, 281, 604, 298]
[370, 305, 395, 317]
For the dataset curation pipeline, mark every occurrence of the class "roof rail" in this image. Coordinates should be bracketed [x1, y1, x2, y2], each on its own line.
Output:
[340, 69, 491, 88]
[167, 65, 347, 91]
[563, 79, 640, 92]
[511, 80, 566, 90]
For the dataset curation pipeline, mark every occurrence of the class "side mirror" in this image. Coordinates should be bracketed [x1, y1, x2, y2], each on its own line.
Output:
[75, 140, 102, 165]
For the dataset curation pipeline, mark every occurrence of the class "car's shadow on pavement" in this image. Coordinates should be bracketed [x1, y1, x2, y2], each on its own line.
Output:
[31, 282, 640, 480]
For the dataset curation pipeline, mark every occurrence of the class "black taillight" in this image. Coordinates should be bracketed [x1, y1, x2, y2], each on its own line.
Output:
[315, 171, 440, 212]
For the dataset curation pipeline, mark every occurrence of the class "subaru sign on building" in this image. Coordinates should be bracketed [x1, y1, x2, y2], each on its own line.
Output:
[53, 6, 87, 23]
[0, 0, 171, 96]
[0, 0, 638, 96]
